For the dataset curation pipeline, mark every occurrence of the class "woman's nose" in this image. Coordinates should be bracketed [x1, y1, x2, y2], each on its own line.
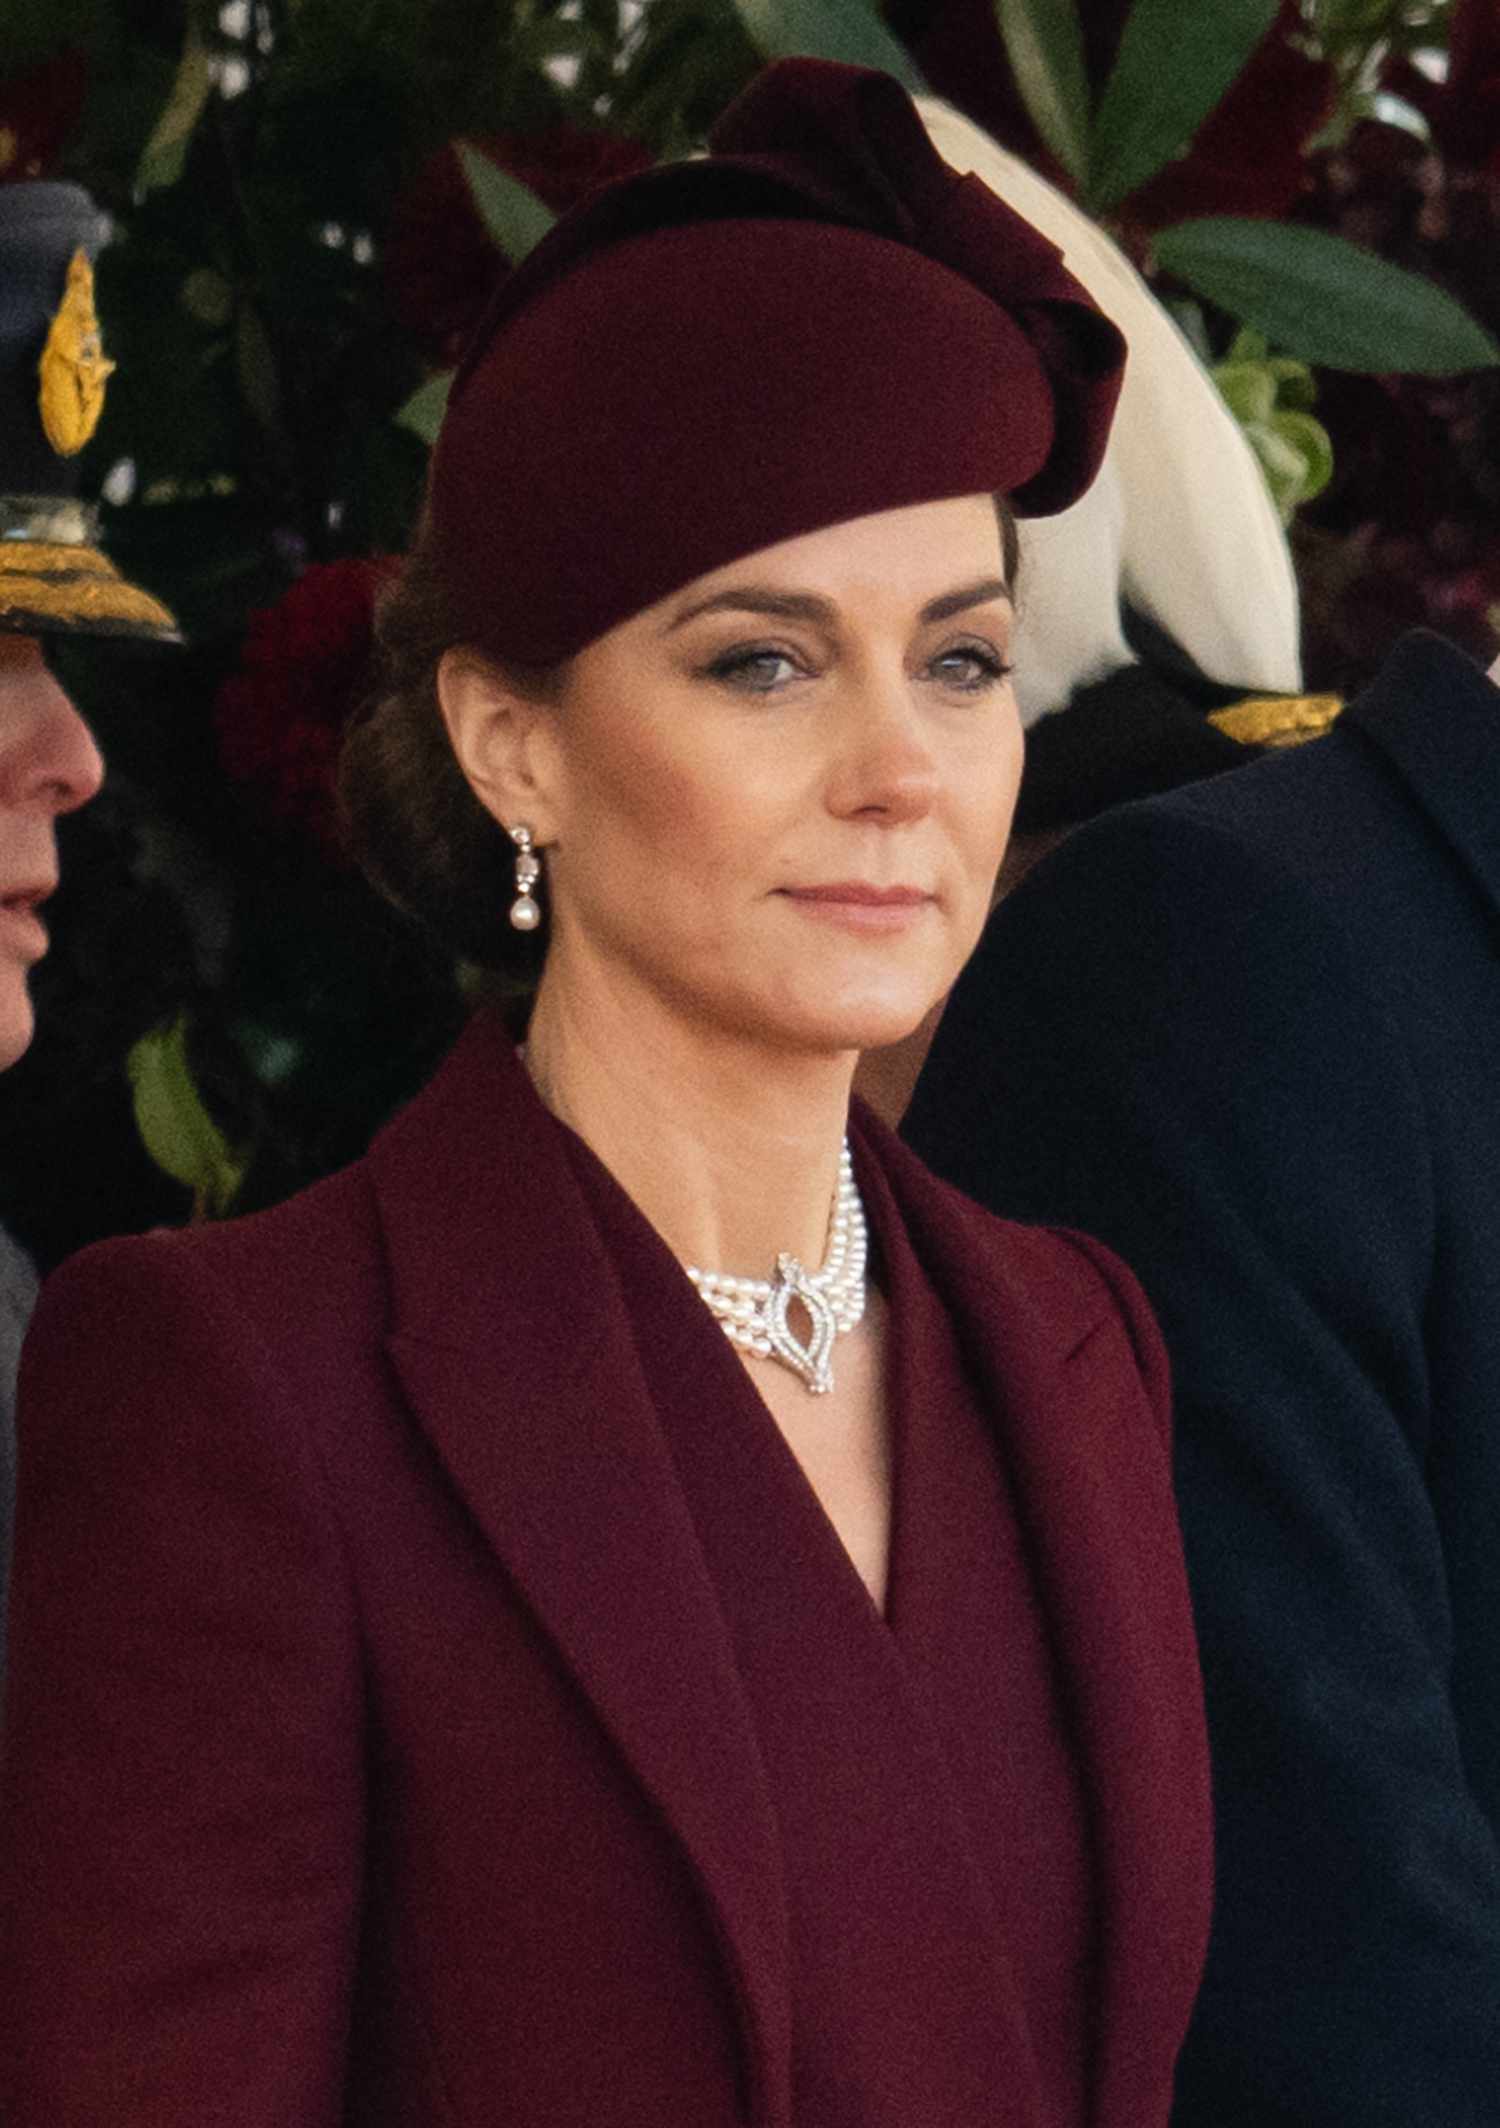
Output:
[0, 653, 104, 815]
[825, 671, 939, 825]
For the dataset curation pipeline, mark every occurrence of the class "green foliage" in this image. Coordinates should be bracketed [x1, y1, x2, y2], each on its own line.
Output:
[1087, 0, 1281, 210]
[134, 25, 214, 195]
[397, 370, 454, 444]
[0, 0, 113, 68]
[604, 3, 759, 155]
[730, 0, 923, 85]
[993, 0, 1091, 187]
[1301, 3, 1458, 62]
[1300, 0, 1458, 142]
[0, 0, 1487, 1233]
[136, 21, 217, 193]
[1156, 218, 1500, 373]
[1212, 329, 1334, 522]
[458, 141, 554, 261]
[128, 1016, 247, 1219]
[273, 0, 546, 139]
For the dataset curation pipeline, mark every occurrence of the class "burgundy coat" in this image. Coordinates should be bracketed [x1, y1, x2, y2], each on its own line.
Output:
[0, 1012, 1209, 2125]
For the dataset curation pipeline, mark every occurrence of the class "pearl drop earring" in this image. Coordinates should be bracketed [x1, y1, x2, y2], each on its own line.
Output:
[508, 823, 542, 931]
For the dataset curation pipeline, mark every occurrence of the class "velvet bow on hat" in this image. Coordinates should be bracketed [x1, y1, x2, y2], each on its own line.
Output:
[430, 58, 1126, 667]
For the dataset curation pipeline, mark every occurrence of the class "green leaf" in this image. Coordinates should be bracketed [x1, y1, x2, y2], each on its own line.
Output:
[1240, 408, 1334, 524]
[179, 267, 234, 330]
[1155, 218, 1500, 374]
[1212, 360, 1276, 425]
[234, 303, 284, 438]
[127, 1018, 246, 1218]
[1270, 408, 1333, 503]
[134, 27, 215, 195]
[1268, 356, 1318, 410]
[1242, 420, 1311, 522]
[993, 0, 1091, 187]
[1224, 325, 1268, 364]
[395, 370, 453, 446]
[729, 0, 924, 87]
[0, 0, 109, 67]
[1087, 0, 1280, 211]
[457, 142, 555, 263]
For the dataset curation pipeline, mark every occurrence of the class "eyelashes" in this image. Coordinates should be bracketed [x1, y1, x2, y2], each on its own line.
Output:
[698, 640, 1014, 697]
[702, 646, 803, 693]
[930, 643, 1014, 693]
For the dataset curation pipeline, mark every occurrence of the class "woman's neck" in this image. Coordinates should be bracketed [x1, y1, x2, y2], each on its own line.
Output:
[522, 969, 856, 1282]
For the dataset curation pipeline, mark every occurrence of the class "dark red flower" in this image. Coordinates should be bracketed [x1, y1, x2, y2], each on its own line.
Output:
[1299, 517, 1500, 686]
[0, 49, 88, 184]
[894, 0, 1333, 227]
[384, 125, 652, 366]
[1431, 0, 1500, 177]
[215, 558, 399, 860]
[1290, 100, 1500, 687]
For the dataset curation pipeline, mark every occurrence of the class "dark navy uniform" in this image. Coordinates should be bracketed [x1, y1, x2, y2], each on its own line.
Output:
[909, 630, 1500, 2127]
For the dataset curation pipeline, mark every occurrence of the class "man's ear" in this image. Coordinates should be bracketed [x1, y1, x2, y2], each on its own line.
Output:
[436, 648, 561, 840]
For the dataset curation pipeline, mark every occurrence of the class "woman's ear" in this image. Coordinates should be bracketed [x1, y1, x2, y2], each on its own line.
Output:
[436, 648, 561, 840]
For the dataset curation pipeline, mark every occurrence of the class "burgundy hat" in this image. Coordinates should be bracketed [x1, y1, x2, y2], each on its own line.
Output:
[429, 58, 1126, 666]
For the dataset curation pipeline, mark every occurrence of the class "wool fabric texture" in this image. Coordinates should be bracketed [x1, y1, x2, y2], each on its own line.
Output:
[429, 59, 1125, 665]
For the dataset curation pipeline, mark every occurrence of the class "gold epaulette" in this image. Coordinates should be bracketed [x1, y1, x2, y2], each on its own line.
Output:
[1208, 693, 1343, 748]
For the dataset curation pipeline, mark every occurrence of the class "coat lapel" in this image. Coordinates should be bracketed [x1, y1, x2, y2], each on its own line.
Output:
[368, 1014, 792, 2126]
[1345, 630, 1500, 918]
[860, 1110, 1211, 2128]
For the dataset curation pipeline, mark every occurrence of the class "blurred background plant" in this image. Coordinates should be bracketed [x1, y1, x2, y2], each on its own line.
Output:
[0, 0, 1495, 1253]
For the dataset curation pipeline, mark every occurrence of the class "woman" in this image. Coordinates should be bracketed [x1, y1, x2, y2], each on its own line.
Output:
[0, 59, 1210, 2127]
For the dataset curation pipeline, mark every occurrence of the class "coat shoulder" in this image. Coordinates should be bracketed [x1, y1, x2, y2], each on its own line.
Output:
[36, 1153, 385, 1374]
[859, 1102, 1167, 1393]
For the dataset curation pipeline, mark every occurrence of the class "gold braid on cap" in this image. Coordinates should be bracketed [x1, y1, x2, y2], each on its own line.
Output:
[0, 540, 180, 641]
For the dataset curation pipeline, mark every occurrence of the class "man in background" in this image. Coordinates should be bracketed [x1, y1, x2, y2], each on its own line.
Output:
[906, 623, 1500, 2124]
[0, 177, 178, 1672]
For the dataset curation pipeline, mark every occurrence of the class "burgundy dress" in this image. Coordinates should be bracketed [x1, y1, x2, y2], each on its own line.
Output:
[575, 1133, 1098, 2126]
[0, 1014, 1209, 2125]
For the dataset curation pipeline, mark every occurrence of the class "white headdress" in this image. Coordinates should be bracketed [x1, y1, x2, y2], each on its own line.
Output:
[919, 98, 1304, 724]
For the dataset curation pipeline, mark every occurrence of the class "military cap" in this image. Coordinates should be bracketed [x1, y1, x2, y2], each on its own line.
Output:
[0, 180, 179, 642]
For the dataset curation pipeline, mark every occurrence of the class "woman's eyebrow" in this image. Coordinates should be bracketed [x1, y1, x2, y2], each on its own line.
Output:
[665, 576, 1012, 635]
[921, 578, 1011, 624]
[665, 588, 836, 632]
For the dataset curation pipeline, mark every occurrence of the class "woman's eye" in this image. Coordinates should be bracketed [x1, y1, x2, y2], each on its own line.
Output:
[703, 646, 804, 693]
[930, 643, 1013, 693]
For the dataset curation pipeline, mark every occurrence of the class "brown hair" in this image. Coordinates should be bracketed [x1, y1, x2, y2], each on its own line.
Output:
[339, 521, 563, 973]
[340, 497, 1021, 971]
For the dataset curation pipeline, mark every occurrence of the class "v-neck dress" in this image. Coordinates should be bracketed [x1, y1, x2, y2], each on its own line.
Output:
[1, 1013, 1211, 2126]
[570, 1132, 1097, 2127]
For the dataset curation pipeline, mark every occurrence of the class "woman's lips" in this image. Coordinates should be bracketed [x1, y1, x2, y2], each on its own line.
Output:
[779, 882, 934, 933]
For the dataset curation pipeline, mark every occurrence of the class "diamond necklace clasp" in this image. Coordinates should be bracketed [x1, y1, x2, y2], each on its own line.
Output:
[684, 1138, 867, 1395]
[767, 1255, 839, 1395]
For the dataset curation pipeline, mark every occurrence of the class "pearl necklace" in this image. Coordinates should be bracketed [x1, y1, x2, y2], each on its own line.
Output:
[685, 1140, 867, 1395]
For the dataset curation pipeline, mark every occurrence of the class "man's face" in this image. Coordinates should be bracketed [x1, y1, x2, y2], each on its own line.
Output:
[0, 634, 103, 1069]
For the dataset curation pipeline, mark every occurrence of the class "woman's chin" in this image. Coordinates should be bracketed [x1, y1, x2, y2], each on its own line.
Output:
[767, 988, 944, 1059]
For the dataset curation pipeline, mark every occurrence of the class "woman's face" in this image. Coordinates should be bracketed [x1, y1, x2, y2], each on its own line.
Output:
[464, 492, 1022, 1058]
[0, 635, 104, 1069]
